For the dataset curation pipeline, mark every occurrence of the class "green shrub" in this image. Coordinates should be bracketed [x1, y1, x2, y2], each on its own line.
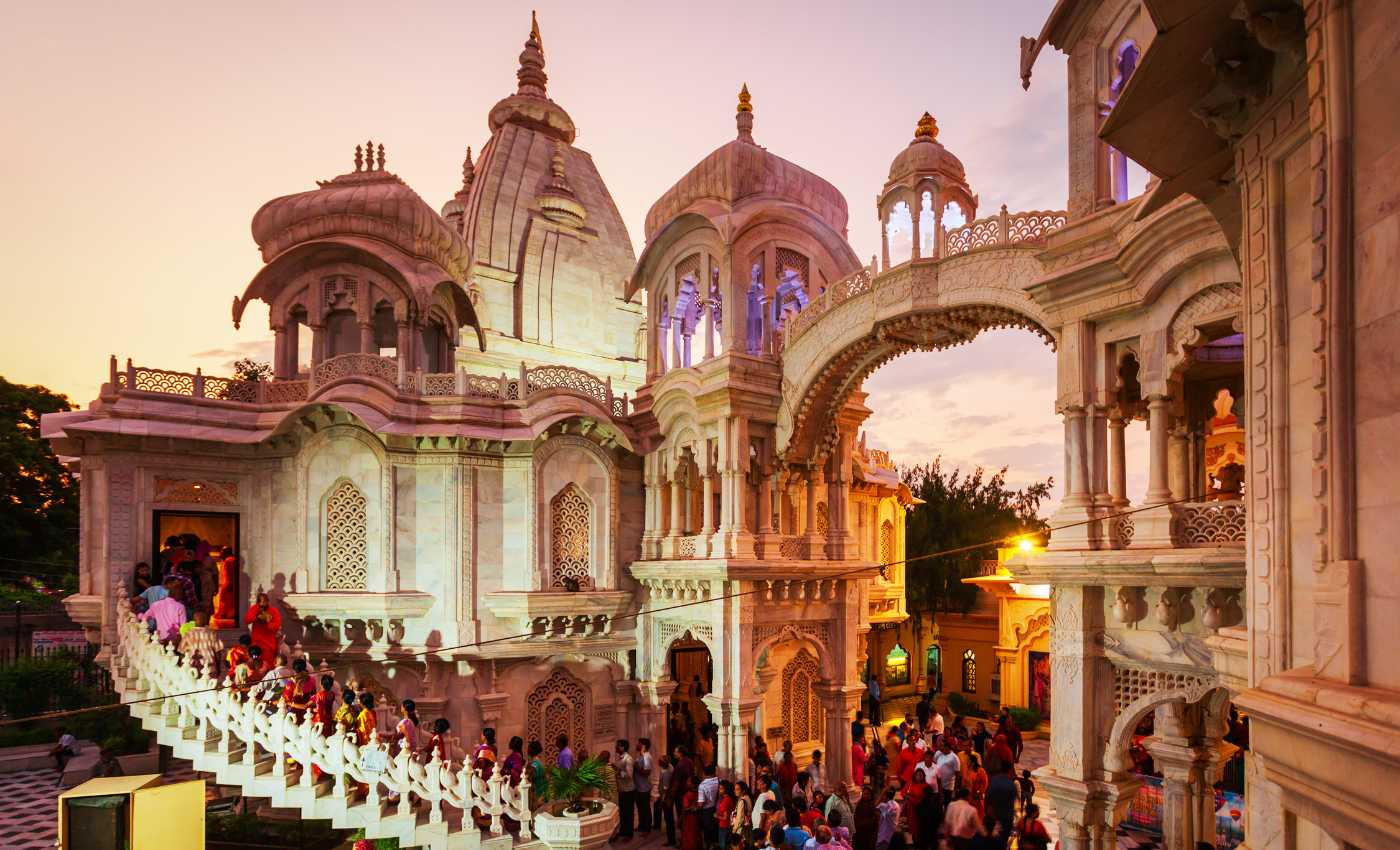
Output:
[946, 691, 986, 718]
[0, 651, 108, 718]
[1008, 706, 1042, 730]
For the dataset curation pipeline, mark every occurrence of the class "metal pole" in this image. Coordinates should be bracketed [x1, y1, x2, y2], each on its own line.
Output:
[13, 601, 21, 662]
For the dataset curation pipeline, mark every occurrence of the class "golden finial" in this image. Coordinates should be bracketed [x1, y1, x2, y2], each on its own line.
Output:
[915, 112, 938, 140]
[737, 83, 753, 114]
[530, 10, 541, 47]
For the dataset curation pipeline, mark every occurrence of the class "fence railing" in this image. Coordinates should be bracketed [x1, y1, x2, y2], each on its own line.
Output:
[782, 205, 1067, 345]
[108, 355, 630, 422]
[113, 587, 532, 839]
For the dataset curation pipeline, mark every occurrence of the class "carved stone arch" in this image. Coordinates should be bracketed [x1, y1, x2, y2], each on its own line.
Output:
[1103, 664, 1222, 773]
[1163, 281, 1244, 376]
[526, 666, 592, 764]
[1013, 609, 1052, 646]
[293, 418, 389, 593]
[750, 621, 838, 689]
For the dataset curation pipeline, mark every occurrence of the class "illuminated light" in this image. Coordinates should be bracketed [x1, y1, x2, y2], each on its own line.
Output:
[1018, 537, 1034, 553]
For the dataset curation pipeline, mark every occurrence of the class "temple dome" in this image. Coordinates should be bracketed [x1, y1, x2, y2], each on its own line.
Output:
[884, 113, 967, 189]
[486, 12, 576, 143]
[644, 85, 849, 242]
[251, 142, 468, 281]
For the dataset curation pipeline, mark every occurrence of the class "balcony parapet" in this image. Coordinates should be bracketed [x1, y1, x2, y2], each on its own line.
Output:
[482, 590, 633, 640]
[106, 354, 631, 422]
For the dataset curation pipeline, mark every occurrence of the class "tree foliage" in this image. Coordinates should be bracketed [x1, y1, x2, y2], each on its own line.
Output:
[0, 378, 79, 590]
[901, 457, 1052, 617]
[232, 357, 274, 382]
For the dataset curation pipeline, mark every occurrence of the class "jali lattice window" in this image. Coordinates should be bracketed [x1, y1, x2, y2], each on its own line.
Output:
[879, 520, 894, 565]
[526, 668, 591, 763]
[961, 648, 977, 693]
[550, 484, 592, 589]
[324, 479, 369, 590]
[815, 502, 829, 536]
[781, 648, 824, 744]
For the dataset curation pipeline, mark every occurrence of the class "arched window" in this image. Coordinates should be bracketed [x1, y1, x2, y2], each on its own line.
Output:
[885, 643, 910, 686]
[325, 309, 359, 358]
[324, 479, 369, 590]
[781, 648, 824, 744]
[550, 484, 592, 589]
[961, 649, 977, 693]
[925, 645, 942, 692]
[885, 201, 913, 264]
[526, 668, 591, 764]
[919, 191, 936, 256]
[879, 520, 895, 565]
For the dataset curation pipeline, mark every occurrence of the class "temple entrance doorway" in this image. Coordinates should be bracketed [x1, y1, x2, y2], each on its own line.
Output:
[152, 510, 240, 627]
[666, 637, 713, 759]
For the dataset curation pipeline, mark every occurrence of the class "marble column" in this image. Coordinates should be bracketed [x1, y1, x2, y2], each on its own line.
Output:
[310, 322, 326, 366]
[1048, 405, 1100, 550]
[1088, 404, 1111, 511]
[818, 683, 864, 787]
[1167, 420, 1190, 502]
[1108, 411, 1129, 508]
[910, 200, 922, 261]
[1133, 395, 1176, 547]
[804, 466, 824, 560]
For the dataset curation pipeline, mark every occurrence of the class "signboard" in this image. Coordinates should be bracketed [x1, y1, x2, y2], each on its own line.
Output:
[358, 748, 388, 775]
[32, 630, 88, 654]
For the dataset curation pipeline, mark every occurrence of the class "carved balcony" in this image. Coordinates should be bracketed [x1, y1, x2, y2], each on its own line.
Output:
[482, 590, 633, 641]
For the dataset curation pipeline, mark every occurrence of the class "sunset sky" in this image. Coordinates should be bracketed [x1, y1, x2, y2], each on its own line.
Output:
[0, 0, 1147, 509]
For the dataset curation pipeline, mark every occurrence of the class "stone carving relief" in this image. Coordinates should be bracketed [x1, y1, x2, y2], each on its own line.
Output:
[153, 477, 240, 506]
[1166, 282, 1242, 354]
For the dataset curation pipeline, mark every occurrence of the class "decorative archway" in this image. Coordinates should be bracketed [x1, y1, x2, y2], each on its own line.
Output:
[780, 648, 825, 747]
[1103, 664, 1222, 773]
[526, 667, 592, 764]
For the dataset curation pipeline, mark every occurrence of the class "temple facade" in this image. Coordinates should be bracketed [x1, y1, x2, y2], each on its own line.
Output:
[42, 2, 1400, 849]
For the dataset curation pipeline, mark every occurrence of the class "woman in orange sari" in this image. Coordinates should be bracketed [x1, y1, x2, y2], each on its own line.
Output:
[214, 549, 238, 628]
[965, 752, 989, 820]
[247, 592, 282, 664]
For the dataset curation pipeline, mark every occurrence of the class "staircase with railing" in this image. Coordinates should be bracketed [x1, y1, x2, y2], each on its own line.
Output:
[110, 586, 536, 850]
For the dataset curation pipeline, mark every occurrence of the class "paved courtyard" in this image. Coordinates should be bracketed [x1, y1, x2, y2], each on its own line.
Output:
[0, 758, 202, 850]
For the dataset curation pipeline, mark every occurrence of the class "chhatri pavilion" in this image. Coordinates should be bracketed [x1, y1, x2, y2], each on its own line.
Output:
[43, 3, 1400, 849]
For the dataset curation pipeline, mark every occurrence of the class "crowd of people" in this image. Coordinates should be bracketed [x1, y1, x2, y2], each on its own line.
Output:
[633, 699, 1047, 850]
[126, 556, 1049, 847]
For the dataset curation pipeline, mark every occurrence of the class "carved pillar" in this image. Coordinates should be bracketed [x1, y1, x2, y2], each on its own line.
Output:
[703, 299, 715, 361]
[1145, 701, 1223, 850]
[880, 213, 891, 272]
[722, 417, 754, 557]
[1108, 411, 1129, 508]
[932, 193, 943, 260]
[1168, 420, 1190, 502]
[358, 319, 375, 355]
[272, 324, 290, 379]
[825, 433, 854, 560]
[1048, 405, 1100, 550]
[310, 322, 326, 366]
[1133, 395, 1176, 547]
[395, 320, 412, 370]
[1038, 585, 1114, 850]
[670, 475, 685, 540]
[817, 683, 863, 787]
[756, 469, 774, 552]
[910, 200, 922, 261]
[1088, 404, 1111, 510]
[804, 466, 824, 560]
[702, 471, 716, 537]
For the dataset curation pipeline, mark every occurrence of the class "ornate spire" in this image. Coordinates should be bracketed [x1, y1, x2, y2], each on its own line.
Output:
[460, 147, 475, 191]
[536, 141, 586, 228]
[516, 10, 548, 98]
[736, 83, 754, 144]
[915, 112, 938, 141]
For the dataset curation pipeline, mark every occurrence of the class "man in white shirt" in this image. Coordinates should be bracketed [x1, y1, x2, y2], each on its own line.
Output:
[806, 749, 827, 792]
[929, 708, 945, 737]
[919, 748, 939, 787]
[697, 763, 720, 848]
[253, 654, 294, 703]
[933, 738, 961, 805]
[615, 739, 636, 840]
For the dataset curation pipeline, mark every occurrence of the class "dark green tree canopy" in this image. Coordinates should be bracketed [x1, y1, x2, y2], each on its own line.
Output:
[0, 377, 79, 593]
[901, 457, 1052, 617]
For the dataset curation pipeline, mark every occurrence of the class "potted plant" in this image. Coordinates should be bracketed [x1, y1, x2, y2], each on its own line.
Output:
[534, 755, 618, 850]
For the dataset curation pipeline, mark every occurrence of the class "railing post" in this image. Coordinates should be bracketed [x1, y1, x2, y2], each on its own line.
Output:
[126, 358, 136, 389]
[998, 203, 1010, 244]
[256, 379, 267, 404]
[605, 375, 614, 409]
[519, 361, 529, 398]
[193, 367, 205, 398]
[109, 355, 118, 388]
[499, 372, 509, 400]
[456, 366, 467, 396]
[397, 356, 408, 390]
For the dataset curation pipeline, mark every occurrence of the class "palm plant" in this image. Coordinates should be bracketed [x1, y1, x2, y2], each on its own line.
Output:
[545, 754, 615, 814]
